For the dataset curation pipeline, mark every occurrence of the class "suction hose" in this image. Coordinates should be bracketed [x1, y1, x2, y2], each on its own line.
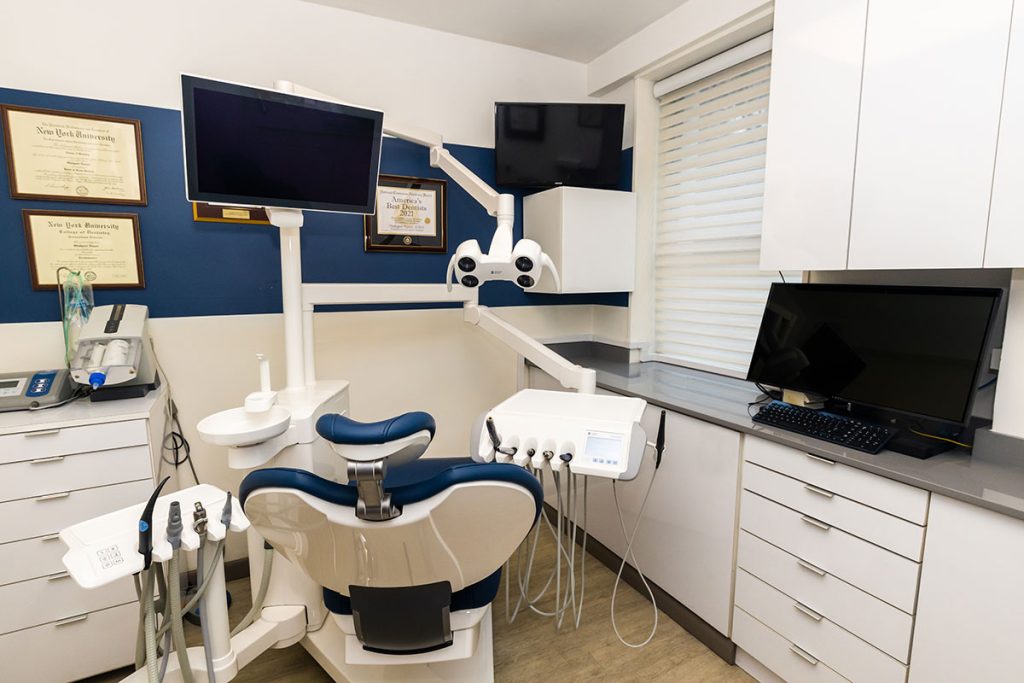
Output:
[169, 550, 195, 683]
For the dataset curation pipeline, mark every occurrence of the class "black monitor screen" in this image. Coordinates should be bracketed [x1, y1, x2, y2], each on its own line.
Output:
[747, 284, 1001, 425]
[181, 75, 384, 213]
[495, 103, 624, 188]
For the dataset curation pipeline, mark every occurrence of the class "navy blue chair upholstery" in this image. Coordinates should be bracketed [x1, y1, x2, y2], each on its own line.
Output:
[315, 411, 436, 445]
[239, 457, 544, 620]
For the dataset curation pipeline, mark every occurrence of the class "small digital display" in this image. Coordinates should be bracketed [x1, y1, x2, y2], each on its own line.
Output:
[586, 432, 623, 459]
[0, 380, 20, 389]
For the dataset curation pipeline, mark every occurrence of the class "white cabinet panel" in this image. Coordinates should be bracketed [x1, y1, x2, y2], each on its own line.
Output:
[735, 570, 908, 683]
[527, 368, 742, 636]
[760, 0, 868, 271]
[849, 0, 1013, 269]
[583, 408, 743, 636]
[733, 608, 850, 683]
[986, 0, 1024, 267]
[909, 495, 1024, 682]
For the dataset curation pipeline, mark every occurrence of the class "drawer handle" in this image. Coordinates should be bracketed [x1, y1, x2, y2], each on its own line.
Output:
[800, 515, 832, 532]
[803, 483, 834, 499]
[789, 645, 819, 666]
[796, 559, 827, 577]
[30, 455, 66, 465]
[48, 571, 71, 582]
[794, 602, 823, 622]
[36, 491, 71, 502]
[54, 613, 89, 627]
[40, 533, 62, 542]
[805, 453, 836, 465]
[25, 428, 61, 437]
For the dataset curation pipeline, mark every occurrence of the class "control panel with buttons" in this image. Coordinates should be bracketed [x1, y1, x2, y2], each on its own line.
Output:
[0, 368, 76, 413]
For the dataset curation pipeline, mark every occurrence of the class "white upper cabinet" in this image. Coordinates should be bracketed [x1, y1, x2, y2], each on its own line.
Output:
[760, 0, 868, 271]
[986, 0, 1024, 267]
[848, 0, 1013, 269]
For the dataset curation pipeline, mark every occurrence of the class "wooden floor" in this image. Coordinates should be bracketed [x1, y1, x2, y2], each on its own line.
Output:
[87, 530, 750, 682]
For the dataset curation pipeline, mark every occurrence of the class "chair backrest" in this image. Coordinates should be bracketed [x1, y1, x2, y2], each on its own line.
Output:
[239, 461, 543, 594]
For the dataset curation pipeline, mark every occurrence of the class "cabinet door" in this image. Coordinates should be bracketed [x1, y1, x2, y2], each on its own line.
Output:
[986, 0, 1024, 267]
[582, 406, 743, 636]
[760, 0, 868, 271]
[525, 368, 743, 636]
[849, 0, 1013, 269]
[909, 495, 1024, 681]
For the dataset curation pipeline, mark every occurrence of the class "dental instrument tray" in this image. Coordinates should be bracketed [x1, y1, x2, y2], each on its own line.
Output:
[0, 368, 76, 412]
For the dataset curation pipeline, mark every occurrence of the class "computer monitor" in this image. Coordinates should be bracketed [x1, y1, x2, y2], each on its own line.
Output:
[181, 75, 384, 214]
[494, 103, 624, 189]
[747, 284, 1001, 427]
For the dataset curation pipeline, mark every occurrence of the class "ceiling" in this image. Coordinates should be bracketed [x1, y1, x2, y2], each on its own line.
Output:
[302, 0, 691, 62]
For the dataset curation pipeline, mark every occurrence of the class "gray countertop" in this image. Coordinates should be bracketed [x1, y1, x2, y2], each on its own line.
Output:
[550, 345, 1024, 522]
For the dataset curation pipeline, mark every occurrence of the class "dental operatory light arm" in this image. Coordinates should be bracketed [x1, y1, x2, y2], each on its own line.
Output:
[277, 80, 558, 292]
[274, 80, 586, 392]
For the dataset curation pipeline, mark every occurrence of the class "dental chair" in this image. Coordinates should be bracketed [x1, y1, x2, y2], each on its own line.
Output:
[239, 410, 544, 682]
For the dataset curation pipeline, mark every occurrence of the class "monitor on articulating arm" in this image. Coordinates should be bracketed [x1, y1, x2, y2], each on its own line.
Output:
[180, 74, 384, 214]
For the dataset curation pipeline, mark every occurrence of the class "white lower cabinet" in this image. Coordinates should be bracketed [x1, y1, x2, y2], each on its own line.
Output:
[0, 395, 161, 682]
[528, 368, 743, 636]
[735, 436, 927, 682]
[908, 495, 1024, 682]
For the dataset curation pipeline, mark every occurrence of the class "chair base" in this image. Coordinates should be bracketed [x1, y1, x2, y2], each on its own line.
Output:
[303, 605, 495, 683]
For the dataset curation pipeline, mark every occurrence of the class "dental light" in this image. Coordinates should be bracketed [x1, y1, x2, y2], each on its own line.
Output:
[275, 82, 561, 293]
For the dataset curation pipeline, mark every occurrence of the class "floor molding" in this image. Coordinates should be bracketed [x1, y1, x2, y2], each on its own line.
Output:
[542, 503, 736, 664]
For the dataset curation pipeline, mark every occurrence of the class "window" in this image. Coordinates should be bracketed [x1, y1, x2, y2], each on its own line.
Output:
[653, 45, 798, 377]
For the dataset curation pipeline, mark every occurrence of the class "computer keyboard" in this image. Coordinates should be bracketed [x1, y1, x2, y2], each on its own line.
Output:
[752, 401, 896, 454]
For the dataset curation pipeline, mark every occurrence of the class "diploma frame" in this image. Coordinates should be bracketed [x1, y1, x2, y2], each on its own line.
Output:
[364, 175, 447, 253]
[22, 209, 145, 290]
[1, 104, 148, 205]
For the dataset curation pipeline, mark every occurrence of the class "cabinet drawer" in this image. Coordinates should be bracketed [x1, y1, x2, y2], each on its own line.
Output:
[744, 462, 925, 560]
[738, 531, 914, 663]
[741, 491, 920, 613]
[0, 601, 136, 683]
[736, 570, 907, 683]
[0, 444, 152, 503]
[0, 419, 148, 465]
[733, 607, 850, 683]
[0, 571, 135, 635]
[744, 437, 929, 524]
[0, 479, 153, 544]
[0, 534, 67, 586]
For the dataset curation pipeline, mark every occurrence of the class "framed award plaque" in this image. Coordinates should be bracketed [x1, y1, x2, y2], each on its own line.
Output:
[364, 175, 447, 253]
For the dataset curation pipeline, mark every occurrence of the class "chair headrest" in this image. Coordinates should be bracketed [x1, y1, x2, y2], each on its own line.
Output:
[316, 411, 436, 446]
[239, 457, 544, 521]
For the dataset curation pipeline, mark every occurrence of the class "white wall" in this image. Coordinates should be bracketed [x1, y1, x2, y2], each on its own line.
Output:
[0, 305, 602, 558]
[0, 0, 590, 148]
[0, 1, 622, 559]
[586, 0, 773, 94]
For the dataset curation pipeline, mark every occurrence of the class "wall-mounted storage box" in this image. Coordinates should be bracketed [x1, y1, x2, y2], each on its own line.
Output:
[524, 187, 636, 293]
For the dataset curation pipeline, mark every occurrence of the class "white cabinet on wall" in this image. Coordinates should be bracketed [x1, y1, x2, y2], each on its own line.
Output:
[527, 368, 742, 636]
[760, 0, 868, 272]
[847, 0, 1013, 269]
[908, 495, 1024, 682]
[986, 0, 1024, 267]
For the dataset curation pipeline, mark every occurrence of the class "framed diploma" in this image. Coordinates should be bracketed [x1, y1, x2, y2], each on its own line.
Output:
[192, 202, 270, 225]
[365, 175, 447, 253]
[1, 104, 147, 205]
[22, 210, 145, 290]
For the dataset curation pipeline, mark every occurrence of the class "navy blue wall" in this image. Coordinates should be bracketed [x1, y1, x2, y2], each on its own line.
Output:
[0, 88, 631, 324]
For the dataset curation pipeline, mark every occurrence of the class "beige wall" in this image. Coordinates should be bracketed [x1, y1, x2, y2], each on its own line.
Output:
[0, 304, 608, 558]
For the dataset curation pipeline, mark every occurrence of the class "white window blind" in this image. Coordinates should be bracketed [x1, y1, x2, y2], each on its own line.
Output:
[654, 48, 798, 377]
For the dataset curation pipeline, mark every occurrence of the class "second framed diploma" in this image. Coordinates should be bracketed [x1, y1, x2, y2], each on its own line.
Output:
[1, 104, 147, 205]
[365, 175, 447, 253]
[22, 210, 145, 290]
